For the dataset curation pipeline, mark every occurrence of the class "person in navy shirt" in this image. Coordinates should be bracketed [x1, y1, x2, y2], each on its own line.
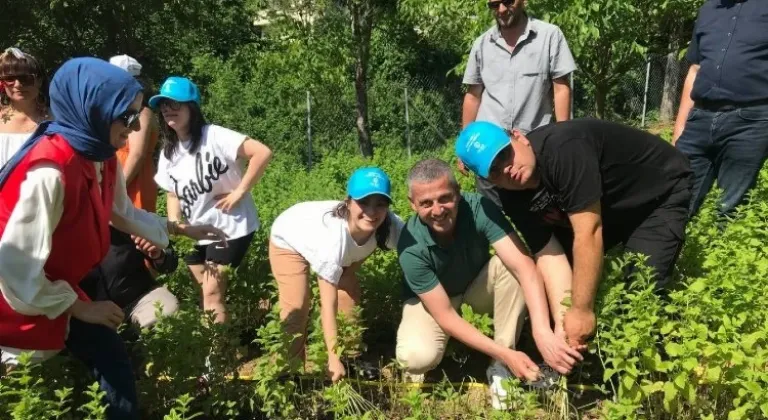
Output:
[673, 0, 768, 220]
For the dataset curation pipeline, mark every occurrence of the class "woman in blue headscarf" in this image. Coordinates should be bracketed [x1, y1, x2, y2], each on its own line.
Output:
[0, 57, 226, 419]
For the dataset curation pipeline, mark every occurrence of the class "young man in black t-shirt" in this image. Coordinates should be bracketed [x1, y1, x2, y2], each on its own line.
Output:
[80, 227, 180, 329]
[455, 119, 693, 349]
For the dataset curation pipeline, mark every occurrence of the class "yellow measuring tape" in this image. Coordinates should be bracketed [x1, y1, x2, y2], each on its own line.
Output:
[157, 373, 602, 393]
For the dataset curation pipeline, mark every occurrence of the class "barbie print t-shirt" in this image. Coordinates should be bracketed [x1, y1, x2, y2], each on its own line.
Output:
[155, 124, 259, 245]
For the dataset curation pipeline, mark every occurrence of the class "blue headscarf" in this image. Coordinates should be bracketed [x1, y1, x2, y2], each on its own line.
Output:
[0, 57, 143, 189]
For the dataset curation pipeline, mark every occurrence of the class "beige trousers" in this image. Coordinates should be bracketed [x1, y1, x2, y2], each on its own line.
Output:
[129, 286, 179, 329]
[395, 255, 527, 374]
[268, 241, 360, 362]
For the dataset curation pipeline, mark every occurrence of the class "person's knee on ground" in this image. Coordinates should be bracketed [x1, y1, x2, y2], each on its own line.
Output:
[394, 299, 450, 376]
[130, 286, 179, 329]
[395, 341, 444, 375]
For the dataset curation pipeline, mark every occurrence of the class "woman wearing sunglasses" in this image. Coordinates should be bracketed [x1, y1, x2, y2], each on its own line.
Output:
[151, 76, 272, 326]
[269, 167, 404, 382]
[0, 48, 48, 167]
[0, 58, 226, 419]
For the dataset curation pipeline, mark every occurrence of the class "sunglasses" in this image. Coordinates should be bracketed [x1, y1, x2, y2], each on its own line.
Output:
[158, 99, 182, 111]
[487, 0, 515, 10]
[0, 74, 36, 86]
[117, 110, 141, 129]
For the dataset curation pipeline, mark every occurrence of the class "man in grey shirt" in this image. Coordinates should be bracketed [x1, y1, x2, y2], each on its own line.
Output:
[461, 0, 576, 207]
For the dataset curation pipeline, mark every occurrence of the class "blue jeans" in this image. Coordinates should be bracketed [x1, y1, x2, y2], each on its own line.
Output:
[65, 319, 138, 420]
[675, 104, 768, 218]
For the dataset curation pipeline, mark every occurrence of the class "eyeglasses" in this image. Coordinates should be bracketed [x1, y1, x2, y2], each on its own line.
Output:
[488, 146, 512, 180]
[0, 74, 36, 86]
[487, 0, 515, 10]
[117, 110, 141, 129]
[158, 99, 182, 111]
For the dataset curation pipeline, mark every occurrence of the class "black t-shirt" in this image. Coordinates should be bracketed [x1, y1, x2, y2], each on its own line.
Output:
[497, 119, 692, 254]
[80, 227, 177, 309]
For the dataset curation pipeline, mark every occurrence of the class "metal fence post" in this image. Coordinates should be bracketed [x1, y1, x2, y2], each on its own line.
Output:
[306, 90, 312, 170]
[641, 58, 651, 128]
[569, 73, 574, 120]
[404, 87, 411, 158]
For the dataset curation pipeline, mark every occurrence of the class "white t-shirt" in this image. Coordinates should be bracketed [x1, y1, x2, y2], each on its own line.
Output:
[0, 132, 31, 167]
[270, 200, 405, 285]
[155, 124, 260, 245]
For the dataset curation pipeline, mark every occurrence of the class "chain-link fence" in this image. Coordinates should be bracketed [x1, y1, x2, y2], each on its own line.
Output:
[298, 54, 691, 168]
[573, 55, 692, 126]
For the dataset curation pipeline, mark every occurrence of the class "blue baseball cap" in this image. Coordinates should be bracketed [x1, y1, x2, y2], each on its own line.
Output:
[455, 121, 511, 179]
[347, 167, 392, 202]
[148, 76, 201, 109]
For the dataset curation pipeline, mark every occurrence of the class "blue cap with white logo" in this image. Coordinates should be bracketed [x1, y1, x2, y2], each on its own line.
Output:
[347, 167, 392, 202]
[454, 121, 511, 179]
[149, 76, 201, 109]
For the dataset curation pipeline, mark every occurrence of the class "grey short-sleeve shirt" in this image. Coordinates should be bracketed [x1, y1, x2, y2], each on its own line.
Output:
[463, 18, 576, 133]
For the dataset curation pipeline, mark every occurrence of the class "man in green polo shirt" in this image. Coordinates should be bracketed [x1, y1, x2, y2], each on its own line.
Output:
[395, 159, 581, 410]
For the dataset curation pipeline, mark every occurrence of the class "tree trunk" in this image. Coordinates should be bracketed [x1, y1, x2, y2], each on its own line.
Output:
[350, 1, 374, 158]
[594, 83, 607, 120]
[660, 50, 681, 122]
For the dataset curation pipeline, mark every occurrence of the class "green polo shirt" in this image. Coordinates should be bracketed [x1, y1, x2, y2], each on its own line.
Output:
[397, 192, 514, 299]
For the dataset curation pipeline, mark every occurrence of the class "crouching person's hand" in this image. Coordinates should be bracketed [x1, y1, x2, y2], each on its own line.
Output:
[498, 348, 540, 382]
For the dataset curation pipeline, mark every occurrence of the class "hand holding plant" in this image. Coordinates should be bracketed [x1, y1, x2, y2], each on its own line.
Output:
[326, 354, 346, 383]
[498, 348, 540, 382]
[533, 329, 583, 374]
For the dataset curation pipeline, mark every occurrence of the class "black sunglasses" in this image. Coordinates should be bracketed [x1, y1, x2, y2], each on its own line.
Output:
[117, 110, 141, 129]
[487, 0, 515, 10]
[158, 99, 182, 111]
[0, 74, 36, 86]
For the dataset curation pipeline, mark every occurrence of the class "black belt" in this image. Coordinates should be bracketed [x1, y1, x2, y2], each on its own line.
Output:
[695, 98, 768, 112]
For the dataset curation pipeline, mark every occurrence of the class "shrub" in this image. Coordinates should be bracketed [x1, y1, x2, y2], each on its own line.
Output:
[2, 147, 767, 419]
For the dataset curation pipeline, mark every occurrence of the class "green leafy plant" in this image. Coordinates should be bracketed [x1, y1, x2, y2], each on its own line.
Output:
[0, 352, 74, 420]
[163, 394, 203, 420]
[77, 382, 108, 420]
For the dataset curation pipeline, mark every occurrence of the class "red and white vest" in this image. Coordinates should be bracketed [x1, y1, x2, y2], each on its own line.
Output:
[0, 134, 116, 350]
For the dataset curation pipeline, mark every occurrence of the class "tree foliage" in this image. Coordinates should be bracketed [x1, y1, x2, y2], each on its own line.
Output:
[532, 0, 702, 118]
[3, 0, 257, 87]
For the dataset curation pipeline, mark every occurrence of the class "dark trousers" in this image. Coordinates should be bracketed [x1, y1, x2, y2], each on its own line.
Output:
[554, 176, 692, 289]
[675, 104, 768, 218]
[65, 319, 139, 420]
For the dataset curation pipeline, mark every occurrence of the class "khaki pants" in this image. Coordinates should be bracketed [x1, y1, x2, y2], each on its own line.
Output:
[129, 286, 179, 329]
[268, 241, 360, 362]
[395, 255, 527, 374]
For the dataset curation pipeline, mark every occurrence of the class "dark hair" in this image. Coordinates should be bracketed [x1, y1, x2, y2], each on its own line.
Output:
[331, 198, 393, 250]
[159, 102, 207, 159]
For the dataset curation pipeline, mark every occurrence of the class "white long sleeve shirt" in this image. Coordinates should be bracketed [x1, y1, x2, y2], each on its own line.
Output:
[0, 161, 169, 364]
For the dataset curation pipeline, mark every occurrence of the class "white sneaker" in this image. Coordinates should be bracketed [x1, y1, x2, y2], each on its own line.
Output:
[486, 360, 513, 410]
